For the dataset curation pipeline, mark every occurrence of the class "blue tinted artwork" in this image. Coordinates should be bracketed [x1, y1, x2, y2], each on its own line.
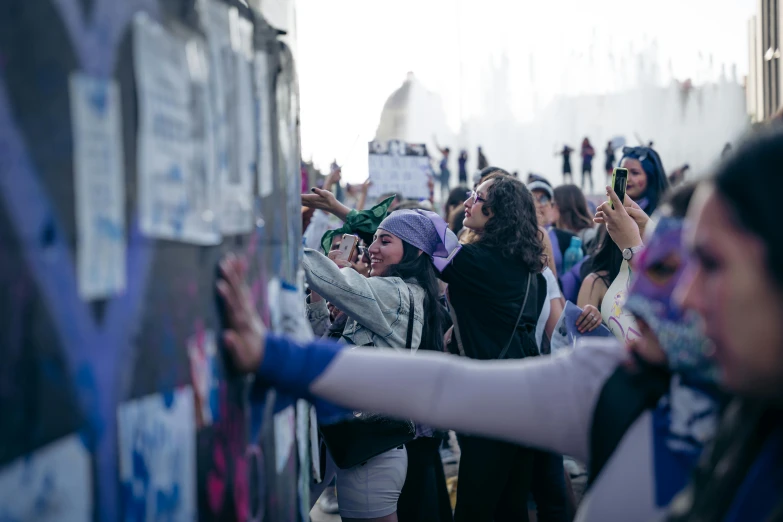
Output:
[117, 388, 196, 522]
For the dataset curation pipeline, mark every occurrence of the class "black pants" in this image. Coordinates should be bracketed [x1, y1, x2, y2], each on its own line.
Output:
[454, 434, 535, 522]
[530, 451, 571, 522]
[581, 167, 593, 193]
[398, 437, 453, 522]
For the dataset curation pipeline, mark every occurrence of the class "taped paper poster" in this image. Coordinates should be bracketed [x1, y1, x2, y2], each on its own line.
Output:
[69, 72, 126, 300]
[133, 13, 220, 244]
[203, 1, 255, 234]
[254, 51, 274, 197]
[266, 276, 282, 333]
[367, 140, 431, 200]
[0, 434, 92, 522]
[187, 328, 221, 428]
[273, 405, 295, 474]
[279, 279, 313, 343]
[117, 387, 196, 522]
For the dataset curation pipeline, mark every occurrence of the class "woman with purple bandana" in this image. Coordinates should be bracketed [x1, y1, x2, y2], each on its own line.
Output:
[304, 170, 553, 521]
[218, 181, 723, 522]
[287, 187, 458, 521]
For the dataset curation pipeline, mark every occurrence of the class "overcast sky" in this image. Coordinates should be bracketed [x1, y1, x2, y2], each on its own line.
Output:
[294, 0, 757, 182]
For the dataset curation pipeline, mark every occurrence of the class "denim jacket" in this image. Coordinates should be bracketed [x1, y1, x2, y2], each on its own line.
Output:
[303, 248, 424, 350]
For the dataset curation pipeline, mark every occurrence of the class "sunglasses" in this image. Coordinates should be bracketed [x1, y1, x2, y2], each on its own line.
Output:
[466, 190, 487, 204]
[622, 146, 652, 162]
[533, 193, 552, 205]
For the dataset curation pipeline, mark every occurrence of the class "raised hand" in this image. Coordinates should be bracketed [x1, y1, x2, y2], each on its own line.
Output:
[594, 186, 644, 250]
[217, 254, 266, 373]
[302, 187, 351, 221]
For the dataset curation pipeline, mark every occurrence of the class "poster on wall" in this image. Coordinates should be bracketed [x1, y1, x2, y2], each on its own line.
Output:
[188, 328, 221, 428]
[133, 13, 220, 245]
[203, 1, 255, 235]
[117, 387, 196, 522]
[367, 140, 431, 200]
[254, 51, 274, 198]
[69, 72, 126, 300]
[275, 60, 303, 279]
[0, 435, 92, 522]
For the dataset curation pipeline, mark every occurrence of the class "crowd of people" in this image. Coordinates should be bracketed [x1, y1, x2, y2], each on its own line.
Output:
[218, 115, 783, 522]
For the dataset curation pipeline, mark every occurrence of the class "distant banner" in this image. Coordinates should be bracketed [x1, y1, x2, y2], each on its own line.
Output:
[367, 140, 431, 200]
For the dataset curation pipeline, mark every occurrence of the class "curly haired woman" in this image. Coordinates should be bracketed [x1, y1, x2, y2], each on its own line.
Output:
[442, 168, 558, 522]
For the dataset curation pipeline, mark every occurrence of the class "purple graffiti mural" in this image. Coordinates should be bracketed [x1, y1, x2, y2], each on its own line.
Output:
[0, 0, 306, 519]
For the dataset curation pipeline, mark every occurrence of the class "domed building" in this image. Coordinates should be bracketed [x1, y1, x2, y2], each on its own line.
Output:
[374, 72, 454, 150]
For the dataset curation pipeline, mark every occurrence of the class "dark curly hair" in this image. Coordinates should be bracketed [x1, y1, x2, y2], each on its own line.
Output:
[474, 167, 544, 273]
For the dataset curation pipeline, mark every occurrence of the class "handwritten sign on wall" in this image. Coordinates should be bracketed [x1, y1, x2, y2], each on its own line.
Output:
[0, 435, 91, 521]
[133, 13, 220, 244]
[69, 72, 126, 300]
[117, 387, 196, 522]
[367, 140, 431, 200]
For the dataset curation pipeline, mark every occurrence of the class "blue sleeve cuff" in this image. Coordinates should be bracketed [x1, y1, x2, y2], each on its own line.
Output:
[256, 333, 345, 401]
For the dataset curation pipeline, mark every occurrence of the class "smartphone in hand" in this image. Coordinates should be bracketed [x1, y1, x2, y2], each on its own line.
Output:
[333, 234, 358, 263]
[609, 167, 628, 209]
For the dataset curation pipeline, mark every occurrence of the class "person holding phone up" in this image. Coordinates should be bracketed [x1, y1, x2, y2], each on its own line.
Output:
[577, 147, 668, 343]
[299, 187, 456, 522]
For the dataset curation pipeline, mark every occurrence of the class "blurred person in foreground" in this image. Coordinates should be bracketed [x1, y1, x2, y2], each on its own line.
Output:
[666, 127, 783, 522]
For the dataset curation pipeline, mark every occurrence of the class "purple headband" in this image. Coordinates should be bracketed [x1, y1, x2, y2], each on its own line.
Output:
[378, 209, 461, 271]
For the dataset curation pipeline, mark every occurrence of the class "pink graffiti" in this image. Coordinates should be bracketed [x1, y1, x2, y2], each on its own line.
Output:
[206, 383, 249, 521]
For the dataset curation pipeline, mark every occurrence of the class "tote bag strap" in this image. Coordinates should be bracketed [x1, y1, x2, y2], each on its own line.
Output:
[497, 273, 532, 360]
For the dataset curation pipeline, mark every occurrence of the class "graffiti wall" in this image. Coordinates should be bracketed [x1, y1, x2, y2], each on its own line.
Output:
[0, 0, 307, 520]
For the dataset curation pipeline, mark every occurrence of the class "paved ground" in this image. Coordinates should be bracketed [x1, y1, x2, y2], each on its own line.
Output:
[309, 492, 340, 522]
[309, 507, 339, 521]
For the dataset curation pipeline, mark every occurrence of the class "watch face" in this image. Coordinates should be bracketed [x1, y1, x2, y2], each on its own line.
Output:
[623, 248, 632, 260]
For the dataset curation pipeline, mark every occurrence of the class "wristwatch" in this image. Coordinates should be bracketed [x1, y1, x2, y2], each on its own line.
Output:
[622, 244, 644, 261]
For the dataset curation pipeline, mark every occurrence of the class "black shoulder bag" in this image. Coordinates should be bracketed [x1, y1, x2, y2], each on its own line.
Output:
[319, 287, 417, 469]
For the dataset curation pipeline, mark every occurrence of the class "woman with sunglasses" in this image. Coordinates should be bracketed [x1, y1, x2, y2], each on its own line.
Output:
[218, 181, 726, 522]
[617, 145, 669, 215]
[448, 169, 560, 522]
[577, 146, 669, 341]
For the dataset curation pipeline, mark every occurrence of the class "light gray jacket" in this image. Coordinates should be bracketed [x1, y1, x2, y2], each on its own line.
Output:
[303, 248, 425, 350]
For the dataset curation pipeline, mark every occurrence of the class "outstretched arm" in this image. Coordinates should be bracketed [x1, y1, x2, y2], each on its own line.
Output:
[261, 334, 624, 462]
[218, 254, 624, 462]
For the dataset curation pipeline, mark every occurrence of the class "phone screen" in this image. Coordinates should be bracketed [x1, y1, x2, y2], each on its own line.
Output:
[335, 234, 358, 262]
[610, 168, 628, 209]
